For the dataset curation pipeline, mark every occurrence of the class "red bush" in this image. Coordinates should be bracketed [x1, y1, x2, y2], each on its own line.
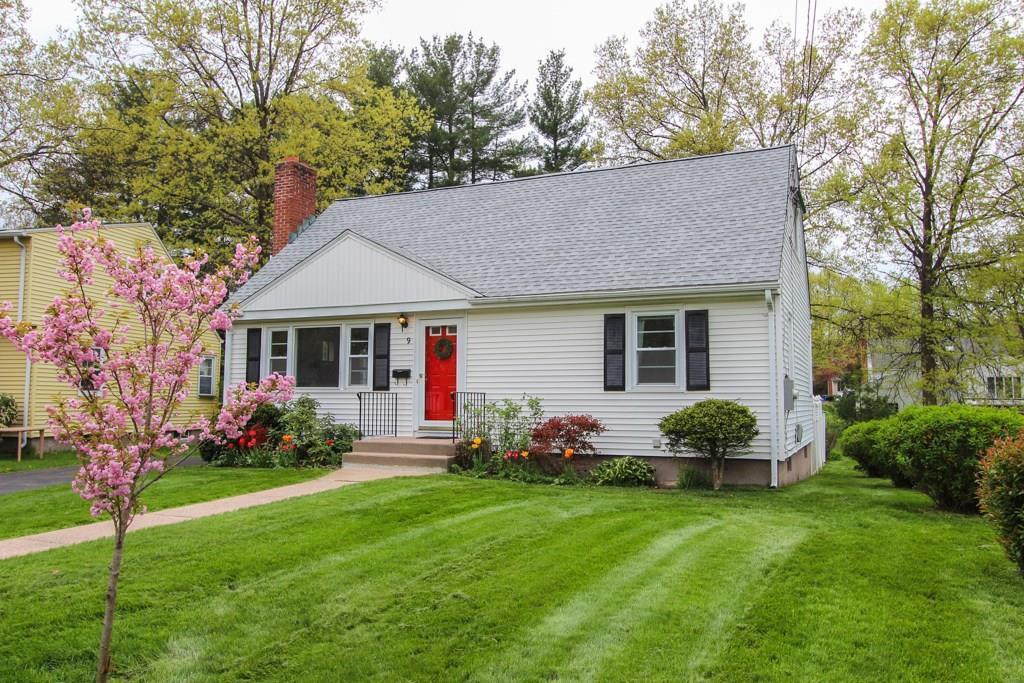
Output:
[530, 414, 607, 456]
[979, 432, 1024, 574]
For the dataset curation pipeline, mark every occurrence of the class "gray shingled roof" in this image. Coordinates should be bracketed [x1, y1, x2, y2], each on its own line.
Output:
[234, 145, 796, 304]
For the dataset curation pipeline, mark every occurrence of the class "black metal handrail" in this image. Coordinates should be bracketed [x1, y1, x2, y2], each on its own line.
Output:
[452, 391, 487, 442]
[357, 391, 398, 438]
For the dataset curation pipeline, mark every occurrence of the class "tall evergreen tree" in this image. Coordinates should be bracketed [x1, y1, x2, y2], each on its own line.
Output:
[405, 34, 526, 187]
[529, 50, 591, 172]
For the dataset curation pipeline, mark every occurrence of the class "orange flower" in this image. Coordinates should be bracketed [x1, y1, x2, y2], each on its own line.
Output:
[564, 448, 575, 459]
[282, 434, 293, 443]
[521, 450, 529, 459]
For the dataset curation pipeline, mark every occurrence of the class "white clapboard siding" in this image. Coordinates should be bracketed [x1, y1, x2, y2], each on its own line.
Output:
[243, 233, 471, 312]
[464, 299, 772, 459]
[779, 204, 815, 456]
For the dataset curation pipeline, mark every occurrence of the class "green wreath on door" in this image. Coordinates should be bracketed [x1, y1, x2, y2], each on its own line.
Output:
[433, 337, 454, 360]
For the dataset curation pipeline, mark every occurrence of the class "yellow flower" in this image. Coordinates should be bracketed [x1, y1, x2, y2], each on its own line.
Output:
[521, 450, 529, 459]
[472, 437, 482, 446]
[471, 443, 479, 450]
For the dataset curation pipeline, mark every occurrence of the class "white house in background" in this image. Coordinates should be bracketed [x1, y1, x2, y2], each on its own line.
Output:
[869, 340, 1024, 409]
[225, 146, 820, 487]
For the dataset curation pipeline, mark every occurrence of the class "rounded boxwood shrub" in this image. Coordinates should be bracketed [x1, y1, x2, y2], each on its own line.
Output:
[659, 399, 758, 490]
[590, 456, 656, 487]
[979, 433, 1024, 574]
[887, 405, 1024, 513]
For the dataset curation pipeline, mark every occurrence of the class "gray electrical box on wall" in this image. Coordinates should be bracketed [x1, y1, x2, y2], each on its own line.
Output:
[784, 375, 795, 412]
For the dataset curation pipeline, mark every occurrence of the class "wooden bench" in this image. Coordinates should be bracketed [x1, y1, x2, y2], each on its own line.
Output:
[0, 427, 46, 462]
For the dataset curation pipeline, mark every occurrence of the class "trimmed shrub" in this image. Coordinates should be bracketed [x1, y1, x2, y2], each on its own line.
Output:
[0, 393, 15, 427]
[979, 433, 1024, 574]
[590, 457, 656, 487]
[888, 405, 1024, 513]
[837, 419, 889, 478]
[659, 399, 759, 490]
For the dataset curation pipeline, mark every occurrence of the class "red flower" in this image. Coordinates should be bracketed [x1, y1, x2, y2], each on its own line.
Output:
[248, 440, 256, 448]
[247, 429, 257, 437]
[227, 443, 235, 449]
[326, 439, 334, 446]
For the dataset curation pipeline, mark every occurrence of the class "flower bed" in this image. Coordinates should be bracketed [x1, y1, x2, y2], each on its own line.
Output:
[200, 396, 358, 468]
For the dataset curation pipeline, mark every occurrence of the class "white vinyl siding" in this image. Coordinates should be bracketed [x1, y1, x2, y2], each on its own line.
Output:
[778, 201, 815, 455]
[243, 233, 471, 312]
[463, 299, 772, 459]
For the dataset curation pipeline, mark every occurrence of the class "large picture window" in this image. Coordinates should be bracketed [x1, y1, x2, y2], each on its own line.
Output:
[295, 327, 340, 388]
[636, 314, 676, 384]
[348, 326, 370, 386]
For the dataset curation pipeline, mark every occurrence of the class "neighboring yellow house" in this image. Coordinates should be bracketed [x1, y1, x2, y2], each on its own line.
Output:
[0, 223, 220, 438]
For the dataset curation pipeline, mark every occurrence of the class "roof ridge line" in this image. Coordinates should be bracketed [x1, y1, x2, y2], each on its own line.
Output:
[325, 144, 796, 204]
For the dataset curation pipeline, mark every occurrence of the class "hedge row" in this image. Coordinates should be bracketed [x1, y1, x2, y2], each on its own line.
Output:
[837, 405, 1024, 513]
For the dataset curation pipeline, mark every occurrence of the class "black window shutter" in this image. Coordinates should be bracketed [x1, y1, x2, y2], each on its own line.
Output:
[245, 328, 262, 383]
[604, 314, 626, 391]
[372, 323, 391, 391]
[685, 310, 710, 390]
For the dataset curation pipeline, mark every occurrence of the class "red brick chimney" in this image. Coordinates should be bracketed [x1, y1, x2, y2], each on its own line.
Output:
[272, 156, 317, 255]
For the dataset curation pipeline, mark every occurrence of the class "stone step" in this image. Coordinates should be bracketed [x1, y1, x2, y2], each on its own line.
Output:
[350, 437, 456, 456]
[342, 451, 455, 472]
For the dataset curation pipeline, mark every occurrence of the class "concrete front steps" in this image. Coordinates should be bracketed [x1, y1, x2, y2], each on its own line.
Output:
[342, 437, 456, 473]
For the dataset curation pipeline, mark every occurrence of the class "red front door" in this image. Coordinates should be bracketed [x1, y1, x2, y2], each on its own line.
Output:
[425, 324, 458, 421]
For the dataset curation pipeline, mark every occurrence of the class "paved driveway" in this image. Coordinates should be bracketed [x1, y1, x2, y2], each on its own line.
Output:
[0, 456, 206, 496]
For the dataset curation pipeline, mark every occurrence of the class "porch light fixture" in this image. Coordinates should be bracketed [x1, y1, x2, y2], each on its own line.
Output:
[397, 313, 408, 330]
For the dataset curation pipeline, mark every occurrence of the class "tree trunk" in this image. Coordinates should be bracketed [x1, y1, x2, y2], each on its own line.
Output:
[711, 457, 724, 491]
[919, 187, 938, 406]
[97, 520, 126, 683]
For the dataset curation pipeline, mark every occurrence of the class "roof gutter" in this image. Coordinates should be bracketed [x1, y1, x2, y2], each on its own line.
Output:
[13, 235, 30, 436]
[469, 281, 781, 308]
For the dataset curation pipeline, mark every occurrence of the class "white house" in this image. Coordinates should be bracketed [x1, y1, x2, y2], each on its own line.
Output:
[225, 146, 820, 486]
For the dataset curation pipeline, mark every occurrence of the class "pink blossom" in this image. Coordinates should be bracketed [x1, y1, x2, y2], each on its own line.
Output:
[0, 210, 283, 523]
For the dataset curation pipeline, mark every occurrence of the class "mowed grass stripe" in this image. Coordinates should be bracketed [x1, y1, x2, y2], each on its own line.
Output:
[0, 462, 1022, 682]
[193, 497, 684, 681]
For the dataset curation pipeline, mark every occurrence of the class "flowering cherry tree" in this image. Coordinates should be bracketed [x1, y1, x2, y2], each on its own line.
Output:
[0, 211, 293, 683]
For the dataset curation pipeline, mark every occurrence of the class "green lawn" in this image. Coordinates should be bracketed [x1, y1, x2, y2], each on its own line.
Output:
[1, 460, 1022, 682]
[0, 448, 79, 473]
[0, 466, 325, 540]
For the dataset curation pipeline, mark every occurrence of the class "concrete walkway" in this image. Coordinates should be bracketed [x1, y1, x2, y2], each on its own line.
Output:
[0, 465, 433, 561]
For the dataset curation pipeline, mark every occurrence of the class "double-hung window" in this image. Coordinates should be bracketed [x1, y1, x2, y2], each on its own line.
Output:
[295, 327, 340, 388]
[268, 329, 289, 375]
[348, 326, 370, 387]
[198, 356, 216, 397]
[635, 313, 677, 385]
[987, 376, 1023, 401]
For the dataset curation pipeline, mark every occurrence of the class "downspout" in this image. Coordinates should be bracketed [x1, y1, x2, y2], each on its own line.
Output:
[13, 236, 30, 439]
[766, 288, 780, 488]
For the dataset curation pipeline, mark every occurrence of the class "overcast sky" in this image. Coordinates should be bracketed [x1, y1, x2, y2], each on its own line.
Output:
[28, 0, 886, 86]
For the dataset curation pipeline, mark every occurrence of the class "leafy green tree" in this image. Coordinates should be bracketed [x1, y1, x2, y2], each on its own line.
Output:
[29, 0, 428, 263]
[0, 0, 77, 222]
[528, 49, 591, 173]
[851, 0, 1024, 404]
[590, 0, 866, 263]
[405, 33, 527, 187]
